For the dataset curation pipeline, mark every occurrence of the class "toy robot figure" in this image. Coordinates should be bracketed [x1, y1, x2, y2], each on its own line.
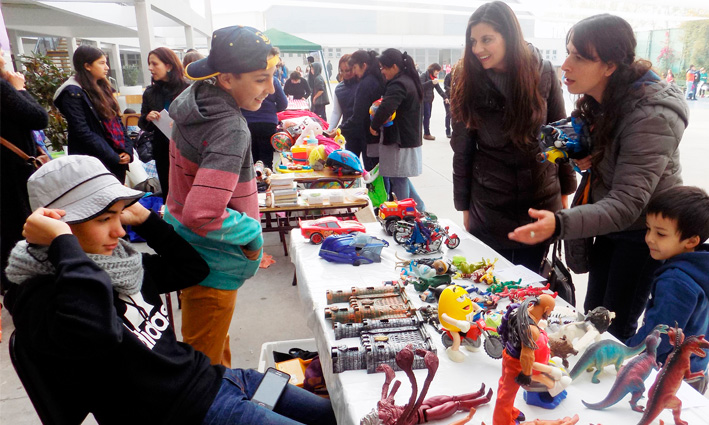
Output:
[493, 295, 572, 425]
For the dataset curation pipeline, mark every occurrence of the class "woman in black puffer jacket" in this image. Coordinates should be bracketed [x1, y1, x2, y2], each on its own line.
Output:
[139, 47, 189, 201]
[451, 1, 575, 273]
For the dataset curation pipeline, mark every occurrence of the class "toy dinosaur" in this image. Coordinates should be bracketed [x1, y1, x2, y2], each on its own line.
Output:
[637, 326, 709, 425]
[569, 324, 669, 383]
[581, 330, 662, 411]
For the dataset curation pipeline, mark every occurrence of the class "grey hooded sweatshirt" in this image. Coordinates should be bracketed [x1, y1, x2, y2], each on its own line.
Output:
[311, 62, 330, 106]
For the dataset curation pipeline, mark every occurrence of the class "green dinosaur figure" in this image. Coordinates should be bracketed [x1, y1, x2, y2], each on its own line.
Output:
[569, 324, 669, 383]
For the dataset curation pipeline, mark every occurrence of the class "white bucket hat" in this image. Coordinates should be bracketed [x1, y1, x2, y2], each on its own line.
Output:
[28, 155, 144, 224]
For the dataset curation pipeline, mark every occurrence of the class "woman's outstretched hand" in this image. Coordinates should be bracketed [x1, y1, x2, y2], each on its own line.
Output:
[23, 208, 71, 246]
[508, 208, 556, 245]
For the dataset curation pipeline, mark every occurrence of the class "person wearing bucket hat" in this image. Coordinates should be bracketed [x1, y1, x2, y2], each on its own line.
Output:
[3, 155, 336, 425]
[166, 25, 277, 367]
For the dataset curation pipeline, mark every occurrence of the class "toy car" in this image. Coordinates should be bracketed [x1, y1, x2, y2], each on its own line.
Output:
[377, 198, 418, 235]
[300, 216, 366, 244]
[319, 233, 389, 266]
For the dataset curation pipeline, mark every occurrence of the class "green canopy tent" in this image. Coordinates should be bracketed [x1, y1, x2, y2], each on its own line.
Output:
[263, 28, 332, 104]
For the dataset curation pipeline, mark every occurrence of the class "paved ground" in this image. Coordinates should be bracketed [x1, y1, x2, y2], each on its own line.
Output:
[1, 93, 707, 424]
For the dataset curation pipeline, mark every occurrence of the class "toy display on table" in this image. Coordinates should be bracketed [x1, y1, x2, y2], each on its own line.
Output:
[369, 97, 396, 127]
[270, 131, 295, 152]
[319, 232, 389, 266]
[299, 216, 366, 244]
[547, 335, 578, 369]
[581, 329, 663, 412]
[327, 284, 402, 304]
[451, 256, 497, 280]
[569, 323, 669, 384]
[324, 281, 413, 323]
[330, 314, 436, 373]
[493, 295, 572, 425]
[326, 149, 364, 176]
[254, 160, 273, 193]
[537, 113, 590, 174]
[547, 306, 615, 355]
[324, 283, 436, 373]
[277, 151, 313, 172]
[437, 285, 503, 361]
[359, 345, 492, 425]
[637, 325, 709, 425]
[333, 128, 346, 148]
[393, 212, 460, 254]
[378, 197, 419, 235]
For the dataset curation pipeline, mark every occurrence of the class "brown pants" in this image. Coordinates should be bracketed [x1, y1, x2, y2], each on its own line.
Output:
[180, 285, 237, 368]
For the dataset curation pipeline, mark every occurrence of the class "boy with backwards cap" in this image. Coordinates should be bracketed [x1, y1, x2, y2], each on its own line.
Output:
[165, 26, 278, 367]
[4, 155, 336, 424]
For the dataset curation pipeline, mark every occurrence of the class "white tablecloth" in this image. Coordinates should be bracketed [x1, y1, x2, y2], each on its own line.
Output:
[290, 220, 709, 425]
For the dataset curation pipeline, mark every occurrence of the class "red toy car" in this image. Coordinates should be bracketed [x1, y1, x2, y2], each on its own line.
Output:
[377, 198, 418, 235]
[299, 216, 366, 244]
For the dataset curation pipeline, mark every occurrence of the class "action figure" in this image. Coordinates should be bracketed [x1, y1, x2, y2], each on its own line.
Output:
[359, 345, 492, 425]
[493, 295, 572, 425]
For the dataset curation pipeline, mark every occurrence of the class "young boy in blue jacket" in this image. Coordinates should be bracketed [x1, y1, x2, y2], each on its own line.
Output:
[627, 185, 709, 394]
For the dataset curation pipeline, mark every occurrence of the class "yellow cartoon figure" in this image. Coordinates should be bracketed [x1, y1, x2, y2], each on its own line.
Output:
[438, 285, 482, 362]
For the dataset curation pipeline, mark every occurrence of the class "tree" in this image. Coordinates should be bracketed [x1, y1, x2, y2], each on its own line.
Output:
[681, 19, 709, 69]
[20, 54, 71, 151]
[657, 31, 676, 73]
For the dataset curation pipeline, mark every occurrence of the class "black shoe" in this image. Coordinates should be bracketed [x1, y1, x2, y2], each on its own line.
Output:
[446, 131, 451, 138]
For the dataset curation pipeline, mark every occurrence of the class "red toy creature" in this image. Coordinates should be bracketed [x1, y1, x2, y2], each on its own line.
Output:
[360, 345, 492, 425]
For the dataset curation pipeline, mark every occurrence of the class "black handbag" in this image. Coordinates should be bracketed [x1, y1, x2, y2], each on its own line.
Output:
[539, 241, 576, 307]
[563, 172, 593, 274]
[135, 130, 154, 162]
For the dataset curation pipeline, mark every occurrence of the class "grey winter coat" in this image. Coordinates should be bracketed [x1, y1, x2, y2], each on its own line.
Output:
[557, 72, 688, 240]
[451, 47, 575, 251]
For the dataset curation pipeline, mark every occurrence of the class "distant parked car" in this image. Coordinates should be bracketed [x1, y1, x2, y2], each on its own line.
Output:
[300, 216, 366, 244]
[318, 233, 389, 266]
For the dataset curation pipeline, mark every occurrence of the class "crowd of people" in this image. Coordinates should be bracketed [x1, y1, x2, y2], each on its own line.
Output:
[1, 1, 708, 423]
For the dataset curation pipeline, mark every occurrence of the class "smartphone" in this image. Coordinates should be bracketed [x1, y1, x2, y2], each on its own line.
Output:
[250, 367, 291, 410]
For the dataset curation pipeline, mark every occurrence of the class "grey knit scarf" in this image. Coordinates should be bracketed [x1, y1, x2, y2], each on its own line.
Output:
[5, 239, 144, 295]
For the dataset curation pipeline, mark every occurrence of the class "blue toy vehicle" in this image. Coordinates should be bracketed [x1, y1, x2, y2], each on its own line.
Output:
[318, 232, 389, 266]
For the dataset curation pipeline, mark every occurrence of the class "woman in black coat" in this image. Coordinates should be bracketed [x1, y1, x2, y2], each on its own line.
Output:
[337, 50, 384, 171]
[450, 1, 575, 272]
[54, 46, 133, 182]
[139, 47, 189, 201]
[0, 49, 49, 292]
[370, 49, 426, 210]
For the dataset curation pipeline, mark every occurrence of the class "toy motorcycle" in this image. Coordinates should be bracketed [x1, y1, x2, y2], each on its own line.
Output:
[392, 213, 460, 254]
[441, 316, 504, 360]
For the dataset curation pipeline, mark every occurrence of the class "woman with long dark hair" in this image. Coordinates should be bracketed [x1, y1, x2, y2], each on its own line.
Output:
[139, 47, 189, 201]
[337, 50, 384, 171]
[509, 14, 688, 341]
[450, 1, 574, 272]
[370, 48, 426, 210]
[54, 45, 133, 182]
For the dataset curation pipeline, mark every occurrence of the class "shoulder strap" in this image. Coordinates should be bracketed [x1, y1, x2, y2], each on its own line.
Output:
[1, 136, 32, 161]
